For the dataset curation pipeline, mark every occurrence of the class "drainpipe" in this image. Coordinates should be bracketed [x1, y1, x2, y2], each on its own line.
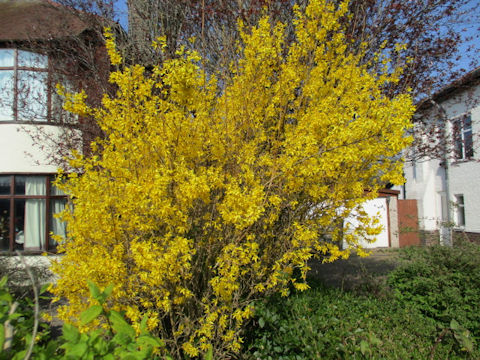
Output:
[442, 149, 453, 247]
[430, 99, 453, 247]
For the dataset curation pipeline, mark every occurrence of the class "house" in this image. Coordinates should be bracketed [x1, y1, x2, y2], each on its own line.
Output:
[400, 67, 480, 245]
[0, 0, 107, 254]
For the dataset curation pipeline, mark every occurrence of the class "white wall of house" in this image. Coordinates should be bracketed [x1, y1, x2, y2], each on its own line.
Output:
[403, 81, 480, 234]
[0, 123, 60, 173]
[443, 85, 480, 232]
[402, 159, 446, 231]
[343, 197, 391, 248]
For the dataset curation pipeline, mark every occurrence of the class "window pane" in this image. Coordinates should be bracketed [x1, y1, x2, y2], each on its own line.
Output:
[50, 198, 67, 249]
[465, 130, 473, 158]
[453, 129, 463, 159]
[14, 176, 25, 195]
[0, 176, 11, 195]
[15, 176, 46, 195]
[0, 70, 14, 121]
[50, 177, 66, 195]
[456, 195, 465, 226]
[14, 199, 25, 250]
[23, 198, 45, 250]
[464, 114, 472, 130]
[0, 199, 10, 251]
[51, 73, 77, 123]
[0, 49, 14, 67]
[18, 50, 48, 68]
[17, 70, 48, 121]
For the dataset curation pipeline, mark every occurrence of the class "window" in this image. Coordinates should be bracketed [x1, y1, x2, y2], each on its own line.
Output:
[0, 175, 67, 252]
[0, 48, 49, 122]
[455, 194, 465, 227]
[453, 114, 473, 160]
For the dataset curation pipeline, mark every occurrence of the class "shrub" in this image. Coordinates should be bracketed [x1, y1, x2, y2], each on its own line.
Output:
[0, 276, 58, 360]
[0, 277, 168, 360]
[387, 242, 480, 338]
[51, 0, 413, 357]
[243, 282, 479, 359]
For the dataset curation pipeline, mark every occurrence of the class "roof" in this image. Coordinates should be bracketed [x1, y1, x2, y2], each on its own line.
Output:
[0, 0, 91, 42]
[417, 66, 480, 111]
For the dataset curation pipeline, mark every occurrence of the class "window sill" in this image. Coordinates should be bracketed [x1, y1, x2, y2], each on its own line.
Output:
[451, 158, 475, 165]
[0, 250, 59, 256]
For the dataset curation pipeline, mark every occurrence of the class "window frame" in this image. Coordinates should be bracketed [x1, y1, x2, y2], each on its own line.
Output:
[0, 174, 67, 253]
[452, 113, 474, 160]
[0, 48, 52, 123]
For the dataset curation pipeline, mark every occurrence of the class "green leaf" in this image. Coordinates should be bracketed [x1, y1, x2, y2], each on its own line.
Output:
[453, 330, 474, 353]
[450, 319, 460, 330]
[40, 283, 50, 295]
[204, 346, 213, 360]
[258, 317, 265, 328]
[118, 355, 140, 360]
[0, 292, 13, 302]
[460, 335, 474, 353]
[12, 350, 27, 360]
[136, 335, 164, 348]
[66, 342, 88, 358]
[0, 276, 7, 288]
[87, 281, 101, 302]
[108, 310, 135, 338]
[112, 332, 132, 346]
[62, 323, 81, 343]
[80, 305, 103, 326]
[103, 284, 114, 299]
[368, 334, 382, 346]
[0, 323, 4, 351]
[139, 315, 148, 334]
[360, 340, 369, 355]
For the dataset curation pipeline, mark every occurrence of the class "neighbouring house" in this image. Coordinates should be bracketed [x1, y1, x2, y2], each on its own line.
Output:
[0, 0, 107, 256]
[400, 67, 480, 245]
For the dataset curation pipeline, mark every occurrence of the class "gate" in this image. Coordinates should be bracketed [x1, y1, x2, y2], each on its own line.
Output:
[398, 199, 420, 247]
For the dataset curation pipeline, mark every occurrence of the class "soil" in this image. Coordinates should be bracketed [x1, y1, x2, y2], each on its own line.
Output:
[307, 248, 400, 290]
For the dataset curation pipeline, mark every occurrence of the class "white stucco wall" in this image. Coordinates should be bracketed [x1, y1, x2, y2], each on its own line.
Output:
[442, 86, 480, 232]
[0, 123, 61, 173]
[404, 82, 480, 233]
[343, 198, 390, 248]
[388, 196, 399, 248]
[403, 158, 446, 231]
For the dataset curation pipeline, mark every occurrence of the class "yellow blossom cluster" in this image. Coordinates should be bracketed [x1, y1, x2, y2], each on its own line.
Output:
[50, 0, 414, 358]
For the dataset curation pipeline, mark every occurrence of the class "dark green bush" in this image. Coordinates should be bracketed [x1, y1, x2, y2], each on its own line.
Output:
[387, 242, 480, 338]
[243, 242, 480, 359]
[242, 283, 475, 359]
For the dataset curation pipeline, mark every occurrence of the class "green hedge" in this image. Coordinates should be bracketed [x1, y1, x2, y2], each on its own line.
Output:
[243, 243, 480, 359]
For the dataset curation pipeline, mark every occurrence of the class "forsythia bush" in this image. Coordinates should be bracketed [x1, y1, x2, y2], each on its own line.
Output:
[51, 0, 414, 358]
